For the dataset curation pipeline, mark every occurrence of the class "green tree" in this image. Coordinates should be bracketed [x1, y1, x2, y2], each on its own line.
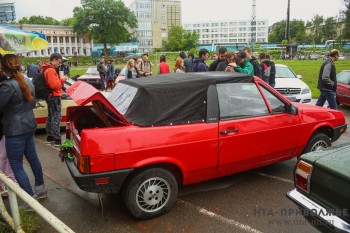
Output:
[18, 16, 60, 25]
[322, 17, 337, 41]
[183, 31, 200, 51]
[268, 20, 306, 43]
[310, 15, 324, 43]
[73, 0, 137, 56]
[60, 17, 76, 27]
[165, 26, 199, 51]
[342, 0, 350, 40]
[165, 26, 185, 51]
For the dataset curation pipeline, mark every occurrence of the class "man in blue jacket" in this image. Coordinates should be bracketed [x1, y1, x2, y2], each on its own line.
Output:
[193, 48, 209, 72]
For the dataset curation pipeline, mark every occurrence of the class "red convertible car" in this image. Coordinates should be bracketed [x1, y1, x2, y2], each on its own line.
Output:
[65, 72, 347, 219]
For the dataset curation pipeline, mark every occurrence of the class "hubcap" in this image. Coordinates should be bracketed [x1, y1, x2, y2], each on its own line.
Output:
[136, 177, 170, 213]
[311, 140, 328, 151]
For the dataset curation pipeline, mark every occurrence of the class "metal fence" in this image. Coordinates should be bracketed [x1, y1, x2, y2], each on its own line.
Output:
[0, 172, 75, 233]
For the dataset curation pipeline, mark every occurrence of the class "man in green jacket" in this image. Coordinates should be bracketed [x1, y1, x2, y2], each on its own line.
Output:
[231, 51, 254, 75]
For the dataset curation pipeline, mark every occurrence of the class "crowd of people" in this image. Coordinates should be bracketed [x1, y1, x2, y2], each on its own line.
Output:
[115, 47, 276, 88]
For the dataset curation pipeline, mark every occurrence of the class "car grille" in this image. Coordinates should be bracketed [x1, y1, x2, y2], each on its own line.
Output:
[275, 88, 301, 95]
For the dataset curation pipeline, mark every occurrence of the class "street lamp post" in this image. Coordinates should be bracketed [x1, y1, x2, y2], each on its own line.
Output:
[285, 0, 291, 59]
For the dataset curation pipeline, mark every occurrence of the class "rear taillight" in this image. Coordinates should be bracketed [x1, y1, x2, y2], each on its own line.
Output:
[295, 160, 313, 193]
[78, 156, 90, 174]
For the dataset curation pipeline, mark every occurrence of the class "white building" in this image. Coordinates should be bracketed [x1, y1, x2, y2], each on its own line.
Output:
[183, 19, 269, 45]
[13, 24, 92, 57]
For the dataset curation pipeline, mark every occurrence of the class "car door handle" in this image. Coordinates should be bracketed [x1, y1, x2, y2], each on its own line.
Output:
[220, 129, 239, 134]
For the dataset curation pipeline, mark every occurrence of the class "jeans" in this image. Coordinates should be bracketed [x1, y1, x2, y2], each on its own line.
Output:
[99, 74, 105, 90]
[316, 90, 338, 110]
[5, 131, 44, 196]
[46, 96, 62, 141]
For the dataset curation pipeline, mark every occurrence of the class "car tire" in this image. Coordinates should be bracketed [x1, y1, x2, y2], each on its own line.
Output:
[123, 168, 178, 219]
[304, 133, 331, 153]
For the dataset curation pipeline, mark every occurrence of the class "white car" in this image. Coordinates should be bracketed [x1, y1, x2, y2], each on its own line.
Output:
[274, 64, 312, 104]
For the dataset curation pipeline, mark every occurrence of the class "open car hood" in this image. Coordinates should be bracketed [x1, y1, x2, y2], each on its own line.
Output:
[66, 81, 130, 125]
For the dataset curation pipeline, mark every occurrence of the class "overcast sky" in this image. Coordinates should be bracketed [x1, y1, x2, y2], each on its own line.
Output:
[13, 0, 346, 26]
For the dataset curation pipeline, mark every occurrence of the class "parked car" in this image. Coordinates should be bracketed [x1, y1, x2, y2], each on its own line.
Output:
[34, 79, 76, 129]
[336, 70, 350, 107]
[65, 72, 347, 219]
[274, 64, 312, 103]
[287, 143, 350, 233]
[338, 54, 346, 60]
[122, 54, 139, 62]
[77, 66, 101, 89]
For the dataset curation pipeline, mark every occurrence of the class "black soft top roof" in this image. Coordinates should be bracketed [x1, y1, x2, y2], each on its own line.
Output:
[119, 72, 254, 126]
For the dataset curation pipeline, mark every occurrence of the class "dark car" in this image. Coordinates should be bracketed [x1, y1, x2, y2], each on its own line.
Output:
[287, 143, 350, 233]
[337, 70, 350, 107]
[77, 66, 101, 89]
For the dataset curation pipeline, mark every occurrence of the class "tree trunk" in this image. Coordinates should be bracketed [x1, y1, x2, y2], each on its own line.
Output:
[103, 43, 110, 58]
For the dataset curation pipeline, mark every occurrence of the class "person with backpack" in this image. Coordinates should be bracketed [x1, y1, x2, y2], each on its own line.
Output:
[0, 54, 47, 201]
[139, 53, 153, 77]
[259, 53, 276, 87]
[42, 53, 67, 147]
[193, 48, 209, 72]
[265, 54, 276, 87]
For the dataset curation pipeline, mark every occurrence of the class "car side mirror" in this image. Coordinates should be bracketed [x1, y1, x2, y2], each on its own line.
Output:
[288, 104, 298, 115]
[297, 75, 302, 79]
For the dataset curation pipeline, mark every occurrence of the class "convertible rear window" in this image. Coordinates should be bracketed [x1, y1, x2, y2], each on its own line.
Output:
[107, 83, 138, 115]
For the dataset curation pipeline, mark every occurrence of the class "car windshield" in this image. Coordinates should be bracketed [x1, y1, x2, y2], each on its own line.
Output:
[337, 71, 350, 84]
[275, 66, 297, 78]
[85, 67, 99, 75]
[107, 83, 138, 115]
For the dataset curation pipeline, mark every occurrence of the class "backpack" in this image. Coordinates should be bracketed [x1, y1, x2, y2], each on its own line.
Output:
[32, 67, 51, 99]
[262, 63, 271, 82]
[193, 59, 200, 72]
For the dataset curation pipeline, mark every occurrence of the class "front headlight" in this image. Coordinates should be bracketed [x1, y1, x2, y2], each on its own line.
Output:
[301, 87, 310, 94]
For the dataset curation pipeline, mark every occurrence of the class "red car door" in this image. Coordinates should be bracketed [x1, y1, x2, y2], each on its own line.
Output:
[217, 82, 301, 176]
[336, 71, 350, 106]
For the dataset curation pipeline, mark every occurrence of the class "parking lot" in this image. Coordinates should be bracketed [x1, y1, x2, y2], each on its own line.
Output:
[33, 104, 350, 233]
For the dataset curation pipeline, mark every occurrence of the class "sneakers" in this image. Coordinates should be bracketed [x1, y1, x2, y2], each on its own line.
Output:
[0, 185, 8, 199]
[19, 203, 34, 212]
[34, 184, 47, 200]
[54, 139, 61, 147]
[45, 136, 55, 144]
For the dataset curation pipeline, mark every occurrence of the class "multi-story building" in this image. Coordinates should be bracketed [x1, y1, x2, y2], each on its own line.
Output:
[183, 19, 269, 46]
[0, 1, 15, 23]
[12, 24, 92, 57]
[129, 0, 181, 52]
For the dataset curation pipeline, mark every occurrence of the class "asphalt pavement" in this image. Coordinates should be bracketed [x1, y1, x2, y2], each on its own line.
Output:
[21, 101, 350, 233]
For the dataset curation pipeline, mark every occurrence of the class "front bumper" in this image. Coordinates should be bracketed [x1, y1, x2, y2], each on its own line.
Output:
[287, 189, 350, 233]
[65, 160, 134, 193]
[332, 124, 348, 142]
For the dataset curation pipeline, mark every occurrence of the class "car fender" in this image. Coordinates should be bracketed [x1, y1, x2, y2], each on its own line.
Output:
[129, 157, 186, 183]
